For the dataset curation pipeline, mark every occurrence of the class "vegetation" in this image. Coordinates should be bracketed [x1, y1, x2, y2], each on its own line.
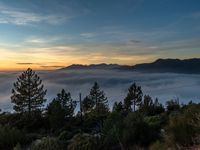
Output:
[11, 68, 47, 114]
[0, 68, 200, 149]
[124, 83, 143, 112]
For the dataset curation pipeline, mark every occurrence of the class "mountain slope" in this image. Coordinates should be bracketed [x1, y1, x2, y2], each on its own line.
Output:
[133, 58, 200, 74]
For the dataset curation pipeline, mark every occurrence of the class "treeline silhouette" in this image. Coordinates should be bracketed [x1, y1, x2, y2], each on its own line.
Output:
[0, 68, 200, 149]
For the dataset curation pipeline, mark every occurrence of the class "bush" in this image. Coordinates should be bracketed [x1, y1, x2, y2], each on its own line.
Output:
[122, 113, 156, 147]
[149, 141, 166, 150]
[0, 125, 26, 150]
[67, 133, 101, 150]
[102, 112, 124, 148]
[166, 104, 200, 147]
[30, 137, 63, 150]
[166, 100, 180, 113]
[58, 130, 74, 141]
[13, 143, 22, 150]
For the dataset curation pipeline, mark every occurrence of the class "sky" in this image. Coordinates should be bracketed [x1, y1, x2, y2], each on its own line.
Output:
[0, 0, 200, 70]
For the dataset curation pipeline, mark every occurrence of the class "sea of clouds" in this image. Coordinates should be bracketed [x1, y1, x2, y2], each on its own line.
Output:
[0, 69, 200, 112]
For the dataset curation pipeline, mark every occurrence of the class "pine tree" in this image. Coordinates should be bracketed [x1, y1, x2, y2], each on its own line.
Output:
[112, 101, 123, 113]
[153, 98, 165, 115]
[124, 83, 143, 112]
[82, 96, 95, 114]
[142, 95, 153, 108]
[11, 68, 47, 114]
[139, 96, 165, 116]
[47, 99, 65, 130]
[54, 89, 76, 118]
[88, 82, 108, 114]
[139, 95, 153, 115]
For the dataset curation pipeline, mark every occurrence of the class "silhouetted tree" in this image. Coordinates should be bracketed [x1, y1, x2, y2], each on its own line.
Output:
[47, 99, 65, 130]
[82, 96, 94, 114]
[47, 89, 75, 130]
[166, 99, 180, 112]
[112, 101, 123, 113]
[88, 82, 108, 114]
[124, 83, 143, 112]
[143, 95, 153, 107]
[11, 68, 46, 114]
[139, 95, 153, 115]
[55, 89, 76, 118]
[152, 98, 165, 115]
[139, 96, 165, 116]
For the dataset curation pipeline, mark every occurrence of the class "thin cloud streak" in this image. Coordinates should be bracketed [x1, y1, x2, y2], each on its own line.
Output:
[0, 2, 87, 25]
[40, 65, 65, 69]
[16, 63, 34, 65]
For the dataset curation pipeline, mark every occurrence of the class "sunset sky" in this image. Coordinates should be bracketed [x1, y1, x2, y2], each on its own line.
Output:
[0, 0, 200, 70]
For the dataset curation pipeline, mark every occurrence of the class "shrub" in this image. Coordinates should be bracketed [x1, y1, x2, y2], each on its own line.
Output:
[30, 137, 62, 150]
[149, 141, 166, 150]
[0, 125, 26, 150]
[165, 104, 200, 147]
[102, 112, 124, 148]
[67, 133, 101, 150]
[122, 113, 156, 147]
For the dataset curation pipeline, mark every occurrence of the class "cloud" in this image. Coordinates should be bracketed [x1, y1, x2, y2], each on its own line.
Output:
[188, 12, 200, 19]
[26, 46, 78, 55]
[0, 2, 87, 25]
[25, 38, 47, 44]
[80, 33, 98, 38]
[0, 10, 44, 25]
[1, 69, 200, 112]
[16, 63, 34, 65]
[129, 40, 141, 43]
[0, 8, 62, 25]
[40, 65, 65, 69]
[152, 38, 200, 52]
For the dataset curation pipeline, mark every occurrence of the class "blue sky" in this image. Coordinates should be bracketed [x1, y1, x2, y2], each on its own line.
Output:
[0, 0, 200, 70]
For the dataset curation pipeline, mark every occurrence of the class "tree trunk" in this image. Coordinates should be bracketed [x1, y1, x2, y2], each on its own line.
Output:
[28, 74, 31, 115]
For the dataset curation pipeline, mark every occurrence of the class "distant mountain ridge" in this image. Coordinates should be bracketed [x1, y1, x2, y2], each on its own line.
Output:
[60, 63, 123, 70]
[60, 58, 200, 74]
[133, 58, 200, 74]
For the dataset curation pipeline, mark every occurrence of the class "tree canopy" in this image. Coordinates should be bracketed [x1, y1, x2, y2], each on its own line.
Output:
[11, 68, 46, 114]
[124, 83, 143, 112]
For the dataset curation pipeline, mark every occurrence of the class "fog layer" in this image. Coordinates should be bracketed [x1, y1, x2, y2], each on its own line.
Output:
[0, 69, 200, 111]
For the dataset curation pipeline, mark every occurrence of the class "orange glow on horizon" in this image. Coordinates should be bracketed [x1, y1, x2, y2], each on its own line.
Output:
[0, 46, 157, 71]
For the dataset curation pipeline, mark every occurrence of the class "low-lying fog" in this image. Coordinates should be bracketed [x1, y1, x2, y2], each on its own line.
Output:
[1, 69, 200, 111]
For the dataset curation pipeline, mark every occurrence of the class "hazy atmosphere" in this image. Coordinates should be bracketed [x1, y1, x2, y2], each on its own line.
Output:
[1, 69, 200, 111]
